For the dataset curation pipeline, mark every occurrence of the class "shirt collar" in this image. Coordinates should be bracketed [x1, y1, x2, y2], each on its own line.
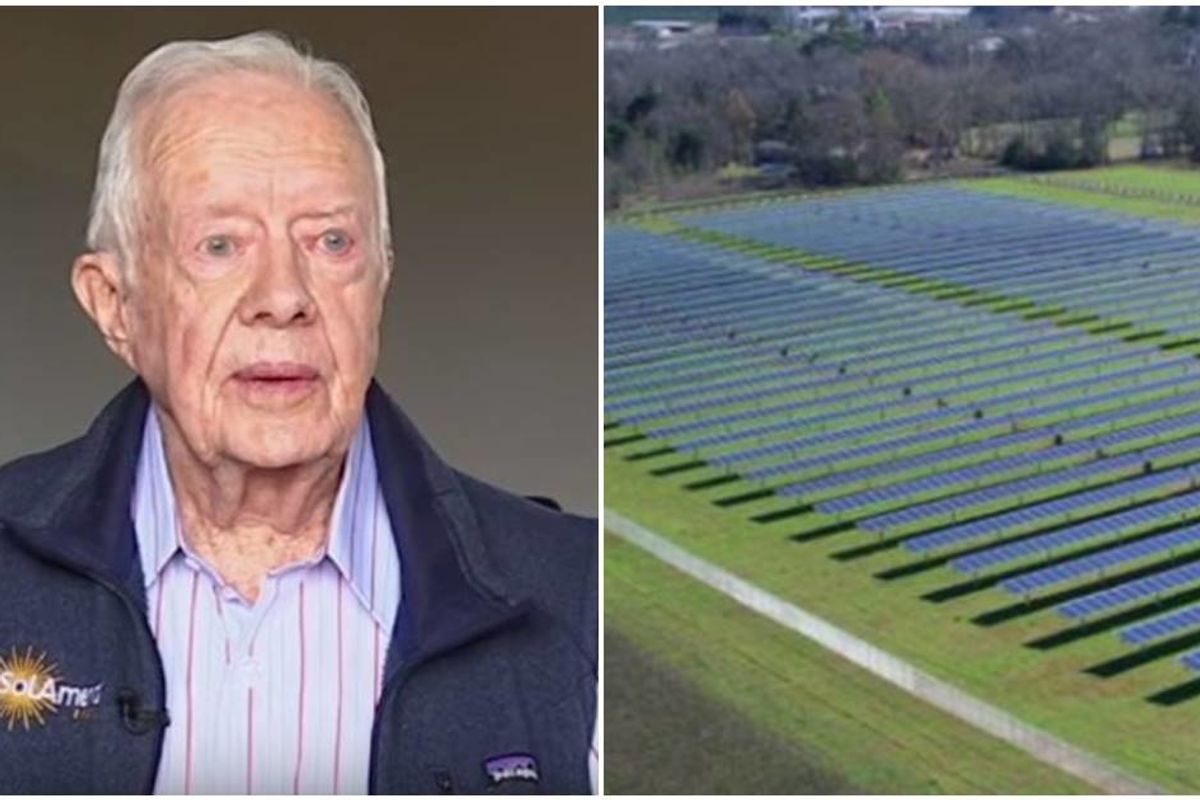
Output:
[131, 406, 386, 621]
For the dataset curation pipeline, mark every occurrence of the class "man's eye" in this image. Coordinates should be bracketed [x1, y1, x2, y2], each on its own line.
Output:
[202, 235, 236, 257]
[318, 229, 352, 255]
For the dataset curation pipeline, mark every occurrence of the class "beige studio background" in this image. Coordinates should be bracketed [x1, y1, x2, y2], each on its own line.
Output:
[0, 7, 598, 515]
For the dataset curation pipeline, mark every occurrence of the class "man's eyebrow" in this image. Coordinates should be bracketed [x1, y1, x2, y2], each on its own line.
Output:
[293, 204, 361, 221]
[184, 204, 362, 225]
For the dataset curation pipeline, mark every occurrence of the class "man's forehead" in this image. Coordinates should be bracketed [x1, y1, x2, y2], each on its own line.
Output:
[134, 71, 374, 208]
[137, 71, 369, 176]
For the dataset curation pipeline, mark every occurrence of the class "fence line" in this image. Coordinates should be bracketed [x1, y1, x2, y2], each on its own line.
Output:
[606, 508, 1163, 795]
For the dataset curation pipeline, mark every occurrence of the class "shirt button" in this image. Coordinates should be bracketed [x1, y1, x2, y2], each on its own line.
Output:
[239, 658, 263, 684]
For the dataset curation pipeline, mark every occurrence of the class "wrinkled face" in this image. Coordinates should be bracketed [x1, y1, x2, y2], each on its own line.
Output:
[126, 71, 386, 469]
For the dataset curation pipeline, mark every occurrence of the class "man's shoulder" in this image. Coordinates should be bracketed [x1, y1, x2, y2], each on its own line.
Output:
[454, 469, 597, 582]
[0, 433, 93, 526]
[456, 470, 595, 547]
[0, 383, 144, 529]
[453, 471, 598, 658]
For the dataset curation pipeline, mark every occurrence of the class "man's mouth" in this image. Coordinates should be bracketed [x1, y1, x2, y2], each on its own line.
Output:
[233, 363, 321, 403]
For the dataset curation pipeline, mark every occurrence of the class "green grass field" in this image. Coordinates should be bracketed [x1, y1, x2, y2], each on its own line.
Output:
[968, 164, 1200, 226]
[960, 112, 1154, 162]
[606, 535, 1093, 793]
[605, 627, 861, 794]
[606, 165, 1200, 793]
[1056, 163, 1200, 192]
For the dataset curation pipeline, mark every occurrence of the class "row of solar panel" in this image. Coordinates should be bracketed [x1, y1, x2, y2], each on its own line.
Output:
[607, 324, 1090, 413]
[652, 355, 1194, 445]
[896, 465, 1200, 550]
[673, 207, 1183, 309]
[1002, 523, 1200, 595]
[619, 338, 1135, 426]
[683, 203, 1170, 286]
[609, 265, 994, 348]
[680, 186, 1165, 260]
[614, 194, 1176, 311]
[676, 188, 1200, 340]
[608, 288, 1019, 383]
[608, 262, 1033, 361]
[1060, 561, 1200, 618]
[879, 232, 1198, 294]
[609, 284, 1200, 400]
[609, 232, 1080, 381]
[710, 380, 1200, 472]
[1123, 603, 1200, 646]
[954, 490, 1200, 574]
[757, 428, 1048, 490]
[682, 370, 1200, 459]
[608, 312, 1052, 399]
[866, 232, 1193, 292]
[813, 408, 1200, 514]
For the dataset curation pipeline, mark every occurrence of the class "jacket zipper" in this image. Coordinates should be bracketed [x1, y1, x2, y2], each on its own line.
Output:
[1, 522, 167, 795]
[367, 661, 418, 795]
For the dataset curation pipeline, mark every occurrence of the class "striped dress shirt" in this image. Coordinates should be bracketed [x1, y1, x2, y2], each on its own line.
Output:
[132, 408, 401, 794]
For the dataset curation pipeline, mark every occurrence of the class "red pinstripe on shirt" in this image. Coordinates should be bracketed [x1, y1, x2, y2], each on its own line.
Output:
[212, 586, 230, 666]
[293, 579, 307, 794]
[373, 626, 381, 706]
[334, 579, 345, 793]
[153, 573, 165, 638]
[184, 571, 199, 793]
[247, 635, 257, 794]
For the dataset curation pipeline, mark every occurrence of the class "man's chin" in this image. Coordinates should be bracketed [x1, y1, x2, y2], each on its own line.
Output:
[220, 418, 342, 471]
[228, 442, 335, 470]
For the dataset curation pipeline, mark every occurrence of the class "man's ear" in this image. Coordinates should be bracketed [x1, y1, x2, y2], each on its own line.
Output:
[71, 250, 137, 370]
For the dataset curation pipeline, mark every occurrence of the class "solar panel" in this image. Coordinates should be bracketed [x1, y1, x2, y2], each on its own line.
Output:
[999, 523, 1200, 595]
[900, 466, 1199, 552]
[1121, 603, 1200, 646]
[1059, 561, 1200, 619]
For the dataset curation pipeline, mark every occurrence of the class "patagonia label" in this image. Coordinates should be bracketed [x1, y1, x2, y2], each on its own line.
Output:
[484, 753, 539, 786]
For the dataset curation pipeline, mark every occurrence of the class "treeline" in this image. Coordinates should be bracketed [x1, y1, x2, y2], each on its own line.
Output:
[605, 7, 1200, 207]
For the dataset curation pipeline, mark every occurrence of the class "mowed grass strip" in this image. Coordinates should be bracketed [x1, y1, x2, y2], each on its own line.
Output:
[964, 172, 1200, 226]
[605, 534, 1092, 794]
[1033, 163, 1200, 201]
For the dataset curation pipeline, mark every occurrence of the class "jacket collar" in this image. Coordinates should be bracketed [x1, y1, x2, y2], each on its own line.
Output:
[0, 378, 526, 675]
[362, 380, 529, 675]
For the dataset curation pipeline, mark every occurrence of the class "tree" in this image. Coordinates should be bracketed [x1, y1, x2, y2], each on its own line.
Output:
[1078, 113, 1109, 167]
[1177, 94, 1200, 162]
[860, 86, 904, 182]
[603, 6, 1184, 204]
[724, 88, 757, 164]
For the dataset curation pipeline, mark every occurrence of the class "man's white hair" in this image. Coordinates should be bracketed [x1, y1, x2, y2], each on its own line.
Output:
[86, 31, 392, 282]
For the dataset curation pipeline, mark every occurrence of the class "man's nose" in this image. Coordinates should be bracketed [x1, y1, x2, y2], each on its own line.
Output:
[237, 237, 316, 327]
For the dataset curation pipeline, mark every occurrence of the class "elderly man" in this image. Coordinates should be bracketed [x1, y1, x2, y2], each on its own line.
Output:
[0, 32, 597, 794]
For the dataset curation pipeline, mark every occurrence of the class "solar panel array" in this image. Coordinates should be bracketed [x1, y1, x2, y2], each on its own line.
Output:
[1122, 603, 1200, 646]
[607, 184, 1200, 685]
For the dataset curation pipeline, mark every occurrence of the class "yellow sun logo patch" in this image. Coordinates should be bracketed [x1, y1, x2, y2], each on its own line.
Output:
[0, 647, 60, 730]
